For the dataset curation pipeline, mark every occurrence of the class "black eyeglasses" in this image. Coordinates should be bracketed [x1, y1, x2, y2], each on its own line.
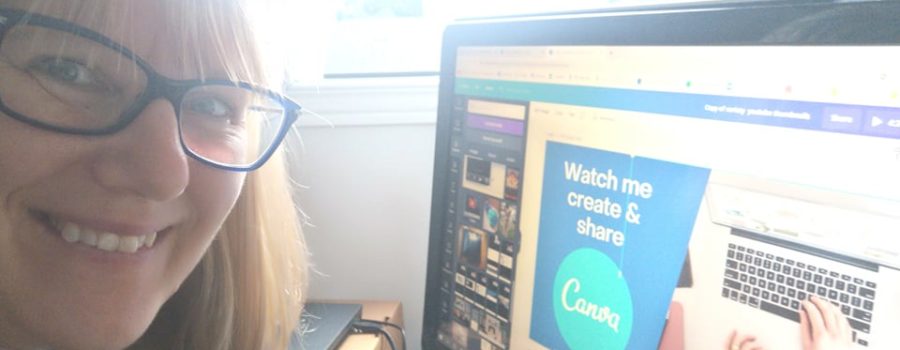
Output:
[0, 8, 300, 172]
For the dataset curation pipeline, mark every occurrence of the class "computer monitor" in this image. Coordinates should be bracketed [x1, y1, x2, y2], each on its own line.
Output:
[423, 1, 900, 349]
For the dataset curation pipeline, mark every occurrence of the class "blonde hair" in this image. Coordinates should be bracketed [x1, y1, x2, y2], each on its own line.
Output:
[153, 151, 307, 350]
[5, 0, 308, 348]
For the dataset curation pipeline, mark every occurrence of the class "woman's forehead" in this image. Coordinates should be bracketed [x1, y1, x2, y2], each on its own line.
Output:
[0, 0, 258, 81]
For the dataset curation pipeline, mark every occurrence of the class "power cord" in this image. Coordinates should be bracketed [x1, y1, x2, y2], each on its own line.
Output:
[351, 322, 397, 350]
[359, 319, 406, 350]
[351, 319, 406, 350]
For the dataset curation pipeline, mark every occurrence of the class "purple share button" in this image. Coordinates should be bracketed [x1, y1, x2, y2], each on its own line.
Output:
[466, 114, 525, 136]
[863, 108, 900, 138]
[821, 106, 862, 132]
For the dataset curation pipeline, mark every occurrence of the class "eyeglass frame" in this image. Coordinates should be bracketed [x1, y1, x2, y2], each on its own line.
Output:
[0, 8, 301, 172]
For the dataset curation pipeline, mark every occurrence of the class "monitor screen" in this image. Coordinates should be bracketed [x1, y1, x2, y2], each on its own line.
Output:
[424, 2, 900, 350]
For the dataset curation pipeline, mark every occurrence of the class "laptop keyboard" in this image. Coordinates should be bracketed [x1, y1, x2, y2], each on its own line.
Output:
[721, 243, 876, 347]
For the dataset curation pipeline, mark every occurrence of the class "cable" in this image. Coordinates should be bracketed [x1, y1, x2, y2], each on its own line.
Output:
[357, 318, 407, 350]
[352, 321, 398, 350]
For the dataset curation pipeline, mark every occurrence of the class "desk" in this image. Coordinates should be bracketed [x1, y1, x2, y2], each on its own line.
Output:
[332, 300, 404, 350]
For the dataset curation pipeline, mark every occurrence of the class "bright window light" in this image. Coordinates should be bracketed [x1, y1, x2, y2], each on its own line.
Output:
[282, 0, 708, 84]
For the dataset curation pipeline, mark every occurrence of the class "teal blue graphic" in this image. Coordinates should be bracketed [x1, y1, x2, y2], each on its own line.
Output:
[553, 248, 633, 350]
[530, 142, 709, 349]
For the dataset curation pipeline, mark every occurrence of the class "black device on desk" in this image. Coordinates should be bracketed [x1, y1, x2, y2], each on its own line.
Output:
[423, 1, 900, 349]
[292, 303, 362, 350]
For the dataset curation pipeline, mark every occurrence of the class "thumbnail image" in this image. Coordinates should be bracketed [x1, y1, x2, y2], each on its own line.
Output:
[497, 242, 515, 281]
[466, 157, 492, 186]
[498, 294, 511, 321]
[453, 297, 469, 322]
[469, 305, 484, 330]
[451, 321, 469, 347]
[457, 226, 487, 269]
[463, 274, 477, 301]
[464, 193, 482, 219]
[462, 155, 507, 198]
[480, 314, 507, 346]
[486, 235, 501, 278]
[482, 198, 501, 234]
[486, 284, 499, 311]
[486, 259, 499, 278]
[498, 283, 512, 320]
[504, 168, 521, 201]
[498, 201, 519, 242]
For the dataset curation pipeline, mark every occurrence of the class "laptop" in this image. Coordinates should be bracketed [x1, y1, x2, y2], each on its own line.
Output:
[422, 1, 900, 349]
[680, 173, 900, 348]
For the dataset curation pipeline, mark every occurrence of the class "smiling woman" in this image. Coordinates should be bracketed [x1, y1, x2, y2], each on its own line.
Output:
[0, 1, 307, 350]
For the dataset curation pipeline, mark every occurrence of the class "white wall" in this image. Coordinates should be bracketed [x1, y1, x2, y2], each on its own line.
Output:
[286, 77, 439, 350]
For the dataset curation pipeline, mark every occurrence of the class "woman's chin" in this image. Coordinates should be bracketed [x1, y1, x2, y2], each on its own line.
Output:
[28, 297, 163, 350]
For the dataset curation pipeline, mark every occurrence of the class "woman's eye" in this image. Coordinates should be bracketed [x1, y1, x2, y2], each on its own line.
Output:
[29, 57, 100, 87]
[187, 97, 232, 119]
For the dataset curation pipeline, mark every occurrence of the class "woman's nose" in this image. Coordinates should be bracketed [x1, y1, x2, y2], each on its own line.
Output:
[89, 99, 189, 201]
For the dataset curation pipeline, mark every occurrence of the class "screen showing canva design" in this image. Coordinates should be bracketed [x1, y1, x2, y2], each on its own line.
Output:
[433, 46, 900, 350]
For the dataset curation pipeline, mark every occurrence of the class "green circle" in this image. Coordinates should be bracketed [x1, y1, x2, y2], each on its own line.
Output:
[553, 248, 633, 350]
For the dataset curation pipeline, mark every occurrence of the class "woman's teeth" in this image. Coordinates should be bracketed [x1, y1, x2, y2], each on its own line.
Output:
[55, 220, 157, 253]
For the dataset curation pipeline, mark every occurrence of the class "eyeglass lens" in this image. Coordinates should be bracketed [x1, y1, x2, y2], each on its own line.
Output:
[0, 23, 287, 168]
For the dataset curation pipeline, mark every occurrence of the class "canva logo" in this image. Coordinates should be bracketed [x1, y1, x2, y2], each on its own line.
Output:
[560, 278, 622, 332]
[553, 248, 633, 350]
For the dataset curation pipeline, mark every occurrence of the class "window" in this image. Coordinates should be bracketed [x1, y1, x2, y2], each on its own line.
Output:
[284, 0, 701, 83]
[278, 0, 706, 126]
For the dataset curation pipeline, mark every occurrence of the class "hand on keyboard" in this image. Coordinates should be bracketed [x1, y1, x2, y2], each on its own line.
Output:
[726, 330, 764, 350]
[726, 296, 852, 350]
[800, 296, 853, 350]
